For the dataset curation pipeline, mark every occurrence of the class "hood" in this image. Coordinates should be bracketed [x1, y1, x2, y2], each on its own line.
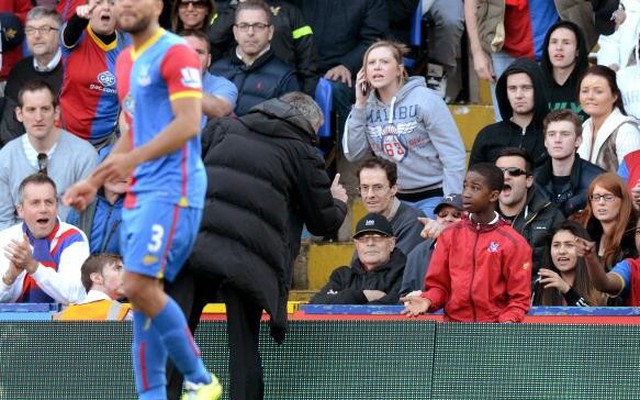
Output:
[540, 20, 589, 92]
[239, 97, 318, 145]
[495, 58, 549, 127]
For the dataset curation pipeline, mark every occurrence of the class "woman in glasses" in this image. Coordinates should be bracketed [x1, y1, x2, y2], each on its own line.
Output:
[574, 173, 638, 280]
[171, 0, 215, 33]
[343, 40, 466, 218]
[577, 65, 640, 173]
[532, 221, 605, 306]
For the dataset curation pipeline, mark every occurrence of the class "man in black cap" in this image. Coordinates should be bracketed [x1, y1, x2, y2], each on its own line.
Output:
[399, 194, 464, 296]
[310, 212, 406, 304]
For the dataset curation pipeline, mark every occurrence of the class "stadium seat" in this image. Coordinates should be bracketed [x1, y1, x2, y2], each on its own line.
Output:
[314, 77, 333, 138]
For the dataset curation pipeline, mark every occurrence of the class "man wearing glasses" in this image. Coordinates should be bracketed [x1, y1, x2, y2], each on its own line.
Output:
[495, 147, 564, 281]
[209, 0, 299, 116]
[0, 80, 97, 230]
[310, 212, 406, 305]
[1, 7, 63, 147]
[357, 157, 424, 256]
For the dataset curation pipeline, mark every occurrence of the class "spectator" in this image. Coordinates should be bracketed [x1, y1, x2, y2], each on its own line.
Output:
[619, 148, 640, 190]
[535, 109, 605, 217]
[577, 65, 640, 172]
[532, 220, 605, 306]
[540, 20, 590, 120]
[344, 40, 465, 218]
[399, 193, 464, 296]
[170, 0, 215, 32]
[401, 163, 532, 322]
[296, 0, 388, 137]
[464, 0, 597, 120]
[0, 174, 88, 303]
[310, 212, 406, 305]
[574, 172, 638, 272]
[179, 29, 237, 127]
[209, 0, 299, 116]
[207, 0, 318, 95]
[0, 0, 32, 92]
[616, 29, 640, 119]
[357, 158, 424, 256]
[577, 214, 640, 306]
[66, 147, 125, 256]
[59, 0, 129, 148]
[597, 0, 640, 72]
[165, 92, 347, 399]
[495, 147, 565, 276]
[1, 7, 63, 147]
[0, 80, 97, 229]
[469, 58, 549, 168]
[56, 253, 131, 320]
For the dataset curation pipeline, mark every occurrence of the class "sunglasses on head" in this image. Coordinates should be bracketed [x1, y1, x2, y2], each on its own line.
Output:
[499, 167, 528, 177]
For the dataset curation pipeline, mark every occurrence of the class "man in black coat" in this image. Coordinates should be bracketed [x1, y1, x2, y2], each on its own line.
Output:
[166, 92, 348, 400]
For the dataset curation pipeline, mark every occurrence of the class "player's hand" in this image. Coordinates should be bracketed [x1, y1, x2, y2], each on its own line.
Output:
[538, 268, 570, 293]
[76, 3, 95, 19]
[324, 65, 353, 87]
[418, 217, 444, 239]
[5, 235, 38, 274]
[363, 289, 386, 302]
[400, 295, 431, 317]
[471, 49, 495, 83]
[330, 173, 348, 204]
[63, 179, 99, 211]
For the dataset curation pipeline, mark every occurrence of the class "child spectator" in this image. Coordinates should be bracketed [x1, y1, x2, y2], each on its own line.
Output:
[532, 221, 605, 306]
[401, 163, 532, 322]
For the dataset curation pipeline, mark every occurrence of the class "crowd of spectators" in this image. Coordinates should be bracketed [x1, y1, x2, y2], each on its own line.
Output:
[0, 0, 639, 323]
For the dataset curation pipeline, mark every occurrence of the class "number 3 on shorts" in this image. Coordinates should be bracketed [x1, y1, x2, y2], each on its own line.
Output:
[148, 224, 165, 253]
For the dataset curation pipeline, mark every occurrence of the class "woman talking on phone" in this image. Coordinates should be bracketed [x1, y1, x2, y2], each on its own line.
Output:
[342, 40, 465, 218]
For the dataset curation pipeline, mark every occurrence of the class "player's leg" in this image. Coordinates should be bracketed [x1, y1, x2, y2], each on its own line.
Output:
[122, 204, 216, 399]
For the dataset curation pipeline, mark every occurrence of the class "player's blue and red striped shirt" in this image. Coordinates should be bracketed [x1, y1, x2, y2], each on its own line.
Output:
[503, 0, 559, 61]
[60, 24, 129, 145]
[116, 28, 206, 209]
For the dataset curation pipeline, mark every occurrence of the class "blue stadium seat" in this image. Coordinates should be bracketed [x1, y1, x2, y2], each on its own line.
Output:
[314, 77, 333, 138]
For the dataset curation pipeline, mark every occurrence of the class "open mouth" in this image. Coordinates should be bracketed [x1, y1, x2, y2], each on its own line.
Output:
[36, 217, 50, 225]
[502, 184, 512, 195]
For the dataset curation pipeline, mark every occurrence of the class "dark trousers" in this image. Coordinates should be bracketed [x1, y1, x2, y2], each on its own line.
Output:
[165, 269, 265, 400]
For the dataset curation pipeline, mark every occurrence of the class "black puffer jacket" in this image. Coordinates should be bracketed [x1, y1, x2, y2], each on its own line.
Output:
[189, 98, 347, 342]
[535, 155, 605, 217]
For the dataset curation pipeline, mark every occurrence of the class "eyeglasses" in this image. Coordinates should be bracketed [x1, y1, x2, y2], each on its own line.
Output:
[437, 209, 462, 219]
[589, 193, 618, 202]
[499, 167, 528, 177]
[178, 0, 208, 8]
[37, 153, 48, 175]
[24, 26, 59, 36]
[358, 184, 389, 195]
[234, 22, 271, 32]
[354, 234, 390, 243]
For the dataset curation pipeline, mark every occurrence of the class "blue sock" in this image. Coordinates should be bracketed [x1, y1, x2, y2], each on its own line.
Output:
[151, 298, 210, 384]
[132, 310, 168, 400]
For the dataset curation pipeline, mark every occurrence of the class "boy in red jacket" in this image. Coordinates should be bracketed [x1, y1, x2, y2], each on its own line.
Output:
[401, 163, 533, 322]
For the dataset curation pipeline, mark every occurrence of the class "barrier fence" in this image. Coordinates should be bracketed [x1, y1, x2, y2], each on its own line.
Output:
[1, 314, 640, 399]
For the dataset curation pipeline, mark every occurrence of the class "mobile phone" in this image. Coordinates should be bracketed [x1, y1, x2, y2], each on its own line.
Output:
[361, 81, 369, 96]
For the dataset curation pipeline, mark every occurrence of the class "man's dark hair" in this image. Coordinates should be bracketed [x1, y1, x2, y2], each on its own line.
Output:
[179, 29, 211, 53]
[543, 109, 583, 137]
[17, 80, 57, 108]
[467, 163, 504, 193]
[235, 0, 272, 24]
[496, 147, 534, 175]
[80, 253, 123, 292]
[357, 158, 398, 187]
[17, 173, 57, 205]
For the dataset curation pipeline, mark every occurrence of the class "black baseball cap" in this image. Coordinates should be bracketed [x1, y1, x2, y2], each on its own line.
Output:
[0, 13, 24, 50]
[353, 213, 394, 239]
[434, 194, 464, 214]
